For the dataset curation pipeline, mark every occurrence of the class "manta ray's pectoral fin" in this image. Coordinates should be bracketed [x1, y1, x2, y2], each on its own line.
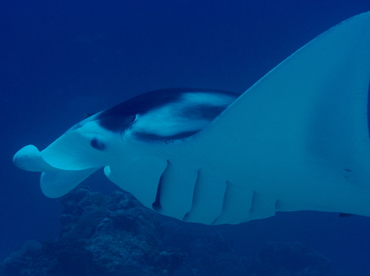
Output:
[169, 11, 370, 221]
[138, 11, 370, 224]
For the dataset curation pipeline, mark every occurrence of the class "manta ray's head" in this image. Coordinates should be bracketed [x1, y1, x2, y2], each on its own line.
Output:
[55, 88, 238, 169]
[13, 88, 238, 198]
[12, 112, 127, 173]
[44, 113, 130, 171]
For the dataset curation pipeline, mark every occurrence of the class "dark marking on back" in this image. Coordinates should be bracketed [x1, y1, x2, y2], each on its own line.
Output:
[181, 105, 227, 121]
[134, 130, 200, 142]
[96, 88, 238, 132]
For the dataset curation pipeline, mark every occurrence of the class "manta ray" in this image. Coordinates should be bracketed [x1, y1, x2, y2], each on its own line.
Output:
[14, 12, 370, 225]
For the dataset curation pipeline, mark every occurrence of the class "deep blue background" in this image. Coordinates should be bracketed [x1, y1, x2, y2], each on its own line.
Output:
[1, 0, 370, 274]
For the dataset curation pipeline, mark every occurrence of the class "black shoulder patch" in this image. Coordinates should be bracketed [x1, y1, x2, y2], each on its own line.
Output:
[134, 130, 200, 142]
[96, 88, 238, 132]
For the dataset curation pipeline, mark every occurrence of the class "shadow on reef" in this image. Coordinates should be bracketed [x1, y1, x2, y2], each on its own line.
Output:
[0, 186, 345, 276]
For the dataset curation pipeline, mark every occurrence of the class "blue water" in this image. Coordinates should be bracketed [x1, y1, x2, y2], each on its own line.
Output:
[1, 0, 370, 275]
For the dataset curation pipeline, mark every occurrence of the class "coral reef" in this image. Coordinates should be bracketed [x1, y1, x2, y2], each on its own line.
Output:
[0, 187, 183, 276]
[0, 186, 342, 276]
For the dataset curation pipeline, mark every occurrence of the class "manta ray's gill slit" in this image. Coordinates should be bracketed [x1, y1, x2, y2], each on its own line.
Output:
[246, 191, 278, 221]
[182, 169, 201, 222]
[274, 199, 283, 211]
[151, 160, 198, 220]
[183, 169, 228, 224]
[211, 182, 261, 225]
[210, 181, 230, 225]
[248, 191, 258, 217]
[211, 181, 231, 225]
[151, 160, 170, 212]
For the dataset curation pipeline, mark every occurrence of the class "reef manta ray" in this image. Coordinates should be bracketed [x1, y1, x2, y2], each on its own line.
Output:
[14, 12, 370, 225]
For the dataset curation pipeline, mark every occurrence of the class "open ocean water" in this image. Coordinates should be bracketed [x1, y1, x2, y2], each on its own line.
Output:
[1, 0, 370, 275]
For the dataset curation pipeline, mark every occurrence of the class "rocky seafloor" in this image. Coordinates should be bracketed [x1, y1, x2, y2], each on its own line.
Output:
[0, 186, 345, 276]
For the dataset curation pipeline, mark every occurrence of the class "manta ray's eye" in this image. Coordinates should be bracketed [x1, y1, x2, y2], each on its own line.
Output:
[90, 138, 106, 150]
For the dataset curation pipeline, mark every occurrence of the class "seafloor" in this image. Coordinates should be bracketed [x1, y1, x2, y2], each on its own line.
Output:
[0, 186, 344, 276]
